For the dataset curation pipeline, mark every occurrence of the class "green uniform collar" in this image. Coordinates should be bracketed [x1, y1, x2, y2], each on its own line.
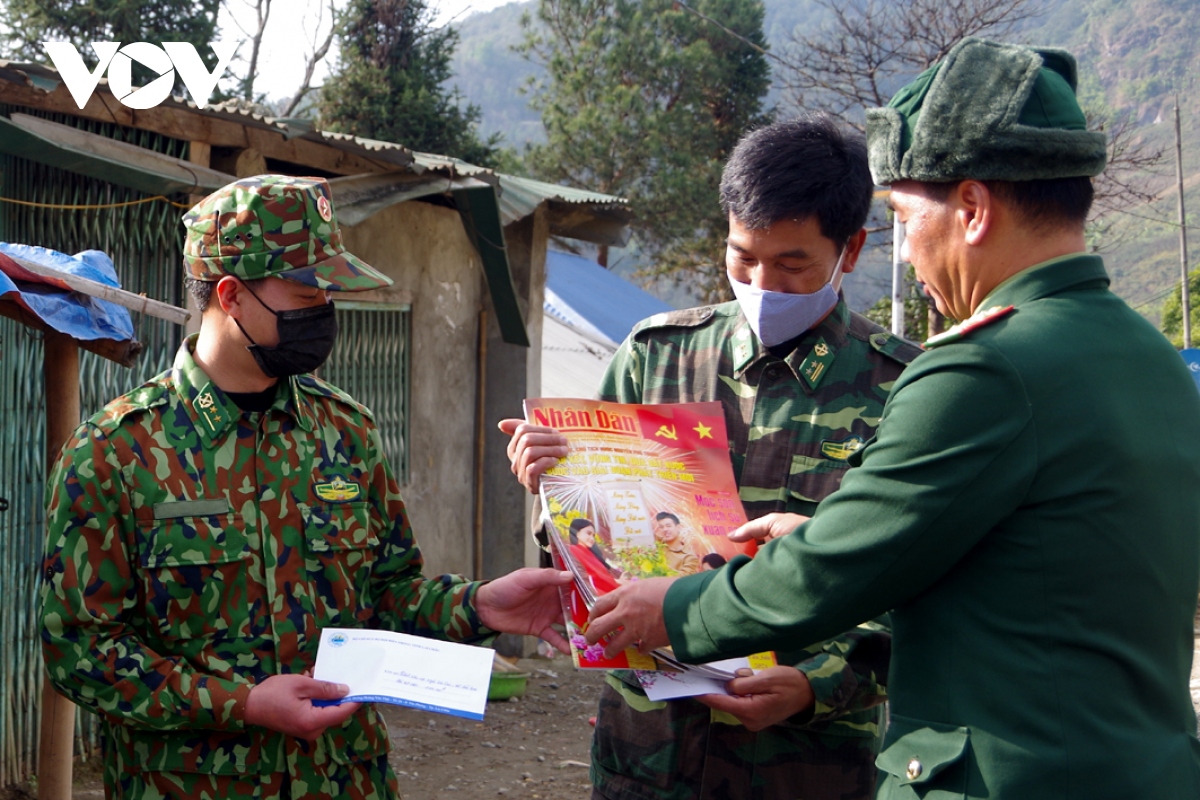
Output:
[731, 301, 851, 393]
[173, 334, 314, 443]
[980, 253, 1108, 311]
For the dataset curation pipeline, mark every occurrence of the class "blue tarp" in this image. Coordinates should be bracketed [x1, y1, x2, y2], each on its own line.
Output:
[545, 250, 671, 347]
[1181, 349, 1200, 393]
[0, 242, 135, 342]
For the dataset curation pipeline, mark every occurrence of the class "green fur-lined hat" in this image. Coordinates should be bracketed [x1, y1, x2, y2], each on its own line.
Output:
[182, 174, 392, 291]
[866, 37, 1107, 185]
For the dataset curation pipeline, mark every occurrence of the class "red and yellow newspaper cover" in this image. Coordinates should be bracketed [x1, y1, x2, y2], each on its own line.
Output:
[526, 398, 758, 670]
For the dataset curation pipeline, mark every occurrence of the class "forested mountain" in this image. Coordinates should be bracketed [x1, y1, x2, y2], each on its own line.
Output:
[447, 0, 1200, 322]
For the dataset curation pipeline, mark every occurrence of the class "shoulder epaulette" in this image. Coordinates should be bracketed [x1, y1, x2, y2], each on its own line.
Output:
[296, 374, 375, 420]
[89, 381, 169, 430]
[631, 305, 721, 337]
[923, 305, 1015, 348]
[847, 312, 923, 364]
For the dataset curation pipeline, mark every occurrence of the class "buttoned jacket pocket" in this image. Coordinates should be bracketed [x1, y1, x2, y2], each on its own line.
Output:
[302, 501, 378, 622]
[875, 714, 970, 799]
[134, 510, 251, 643]
[785, 455, 850, 516]
[303, 501, 376, 553]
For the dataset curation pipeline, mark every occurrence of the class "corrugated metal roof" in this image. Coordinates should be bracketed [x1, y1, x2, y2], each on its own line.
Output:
[0, 59, 629, 235]
[497, 175, 630, 246]
[410, 150, 495, 179]
[500, 173, 626, 209]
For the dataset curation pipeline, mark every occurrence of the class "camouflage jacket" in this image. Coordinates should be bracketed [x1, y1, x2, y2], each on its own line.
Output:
[41, 336, 488, 799]
[593, 300, 919, 799]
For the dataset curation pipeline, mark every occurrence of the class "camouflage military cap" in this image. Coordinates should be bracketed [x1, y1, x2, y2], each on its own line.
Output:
[182, 174, 393, 291]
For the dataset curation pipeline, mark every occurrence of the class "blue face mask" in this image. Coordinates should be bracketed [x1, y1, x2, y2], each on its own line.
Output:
[728, 246, 847, 347]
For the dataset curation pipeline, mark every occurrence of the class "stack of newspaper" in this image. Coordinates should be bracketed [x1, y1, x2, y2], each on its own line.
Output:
[526, 397, 776, 697]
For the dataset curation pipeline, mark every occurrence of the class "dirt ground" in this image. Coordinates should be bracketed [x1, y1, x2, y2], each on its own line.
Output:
[1, 628, 1197, 800]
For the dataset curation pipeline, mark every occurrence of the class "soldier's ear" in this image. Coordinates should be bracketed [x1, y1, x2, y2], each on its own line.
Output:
[214, 276, 244, 317]
[955, 181, 994, 246]
[841, 229, 868, 275]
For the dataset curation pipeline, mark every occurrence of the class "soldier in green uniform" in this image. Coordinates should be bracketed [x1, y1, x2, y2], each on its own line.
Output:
[502, 114, 920, 800]
[585, 38, 1200, 800]
[40, 175, 572, 800]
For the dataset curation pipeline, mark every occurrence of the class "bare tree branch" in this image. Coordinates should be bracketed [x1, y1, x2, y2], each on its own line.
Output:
[241, 0, 273, 101]
[775, 0, 1166, 229]
[777, 0, 1039, 128]
[280, 0, 337, 117]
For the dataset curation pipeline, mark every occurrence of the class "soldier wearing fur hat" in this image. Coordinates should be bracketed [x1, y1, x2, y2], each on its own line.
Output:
[40, 174, 573, 800]
[584, 38, 1200, 799]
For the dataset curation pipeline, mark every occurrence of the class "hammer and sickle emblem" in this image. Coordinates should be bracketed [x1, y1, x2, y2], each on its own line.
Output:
[656, 425, 678, 441]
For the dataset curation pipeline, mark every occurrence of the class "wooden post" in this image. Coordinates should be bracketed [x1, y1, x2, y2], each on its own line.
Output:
[38, 332, 80, 800]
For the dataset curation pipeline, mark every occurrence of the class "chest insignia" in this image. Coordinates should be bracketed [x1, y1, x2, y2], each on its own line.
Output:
[821, 436, 865, 461]
[799, 337, 835, 390]
[315, 476, 362, 502]
[733, 325, 756, 372]
[923, 305, 1015, 348]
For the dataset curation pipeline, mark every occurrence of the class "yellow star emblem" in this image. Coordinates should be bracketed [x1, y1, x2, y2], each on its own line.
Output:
[693, 422, 713, 439]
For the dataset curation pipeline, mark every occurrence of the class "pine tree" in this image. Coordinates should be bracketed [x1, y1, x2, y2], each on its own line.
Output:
[518, 0, 771, 297]
[318, 0, 499, 166]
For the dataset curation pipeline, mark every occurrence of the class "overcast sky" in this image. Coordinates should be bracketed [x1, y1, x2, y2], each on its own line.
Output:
[221, 0, 518, 102]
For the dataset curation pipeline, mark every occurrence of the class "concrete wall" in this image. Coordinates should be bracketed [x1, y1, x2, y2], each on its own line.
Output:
[340, 198, 549, 617]
[341, 200, 483, 578]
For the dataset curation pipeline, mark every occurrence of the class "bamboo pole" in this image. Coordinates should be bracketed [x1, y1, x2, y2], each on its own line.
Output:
[6, 254, 190, 327]
[38, 331, 79, 800]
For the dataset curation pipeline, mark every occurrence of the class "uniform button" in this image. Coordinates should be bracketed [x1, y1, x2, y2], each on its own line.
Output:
[906, 758, 922, 780]
[44, 565, 54, 582]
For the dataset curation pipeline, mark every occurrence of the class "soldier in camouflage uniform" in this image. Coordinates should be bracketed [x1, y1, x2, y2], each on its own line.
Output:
[503, 115, 920, 799]
[40, 175, 571, 800]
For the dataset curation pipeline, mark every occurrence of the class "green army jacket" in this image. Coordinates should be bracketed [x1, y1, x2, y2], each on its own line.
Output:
[597, 301, 917, 735]
[666, 256, 1200, 799]
[41, 336, 489, 798]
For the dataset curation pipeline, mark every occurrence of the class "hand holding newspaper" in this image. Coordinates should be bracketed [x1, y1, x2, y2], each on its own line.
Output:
[525, 397, 776, 699]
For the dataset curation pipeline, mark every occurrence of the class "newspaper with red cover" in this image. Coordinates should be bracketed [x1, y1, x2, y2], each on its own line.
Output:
[526, 398, 776, 687]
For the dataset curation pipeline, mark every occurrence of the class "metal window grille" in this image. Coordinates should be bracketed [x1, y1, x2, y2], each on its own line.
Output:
[0, 107, 188, 787]
[321, 301, 412, 484]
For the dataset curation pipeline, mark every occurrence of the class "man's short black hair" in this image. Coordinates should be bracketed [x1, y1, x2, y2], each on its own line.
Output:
[185, 275, 269, 314]
[919, 177, 1094, 230]
[719, 113, 873, 247]
[987, 177, 1094, 229]
[655, 512, 680, 524]
[185, 276, 215, 313]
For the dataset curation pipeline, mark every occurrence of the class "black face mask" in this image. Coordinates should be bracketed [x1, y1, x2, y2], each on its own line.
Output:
[235, 283, 338, 378]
